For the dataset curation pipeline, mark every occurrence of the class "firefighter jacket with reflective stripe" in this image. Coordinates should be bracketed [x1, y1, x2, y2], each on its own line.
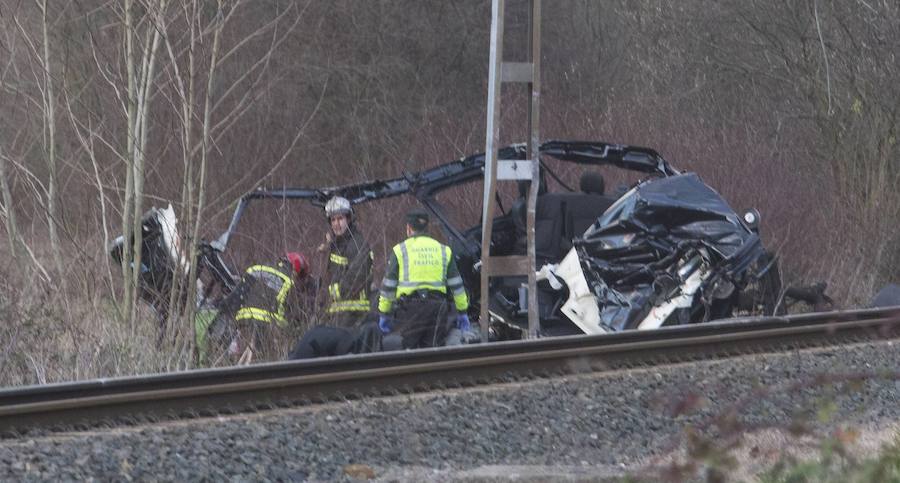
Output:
[323, 226, 373, 314]
[233, 263, 295, 327]
[378, 235, 469, 314]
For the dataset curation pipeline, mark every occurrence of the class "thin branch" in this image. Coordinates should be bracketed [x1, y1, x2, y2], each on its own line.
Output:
[206, 76, 329, 218]
[813, 0, 833, 115]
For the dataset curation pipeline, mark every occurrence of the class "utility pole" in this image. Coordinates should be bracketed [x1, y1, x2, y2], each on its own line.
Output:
[479, 0, 542, 340]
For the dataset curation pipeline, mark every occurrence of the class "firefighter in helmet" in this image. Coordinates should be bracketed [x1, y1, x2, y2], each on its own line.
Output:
[318, 196, 374, 328]
[377, 207, 470, 349]
[201, 251, 310, 365]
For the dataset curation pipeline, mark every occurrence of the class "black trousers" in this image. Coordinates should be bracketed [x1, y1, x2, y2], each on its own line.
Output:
[288, 322, 382, 360]
[394, 295, 449, 349]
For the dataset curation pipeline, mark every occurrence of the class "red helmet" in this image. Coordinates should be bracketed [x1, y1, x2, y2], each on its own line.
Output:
[285, 252, 310, 279]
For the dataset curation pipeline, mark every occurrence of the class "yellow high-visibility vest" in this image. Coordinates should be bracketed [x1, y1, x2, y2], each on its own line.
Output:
[394, 236, 449, 297]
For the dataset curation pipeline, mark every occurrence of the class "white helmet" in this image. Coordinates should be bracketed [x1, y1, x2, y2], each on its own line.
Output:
[324, 196, 352, 218]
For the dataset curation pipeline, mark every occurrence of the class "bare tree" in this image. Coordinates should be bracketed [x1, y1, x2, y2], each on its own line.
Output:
[0, 27, 23, 262]
[118, 0, 166, 330]
[0, 149, 21, 260]
[162, 0, 305, 365]
[35, 0, 64, 281]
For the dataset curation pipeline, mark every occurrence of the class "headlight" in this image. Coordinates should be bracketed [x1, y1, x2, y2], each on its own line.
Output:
[742, 209, 761, 231]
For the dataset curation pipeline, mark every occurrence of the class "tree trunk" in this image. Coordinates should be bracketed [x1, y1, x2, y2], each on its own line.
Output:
[180, 0, 225, 367]
[0, 151, 20, 260]
[121, 0, 137, 329]
[163, 0, 197, 364]
[39, 0, 65, 285]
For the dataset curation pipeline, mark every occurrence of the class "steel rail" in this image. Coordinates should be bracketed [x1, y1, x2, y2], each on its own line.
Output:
[1, 306, 899, 434]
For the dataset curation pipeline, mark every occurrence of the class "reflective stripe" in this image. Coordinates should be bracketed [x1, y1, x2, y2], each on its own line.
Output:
[378, 298, 393, 314]
[330, 300, 369, 308]
[330, 253, 348, 265]
[379, 290, 396, 300]
[403, 284, 445, 292]
[235, 307, 288, 327]
[327, 282, 369, 313]
[447, 276, 463, 287]
[243, 265, 293, 324]
[398, 280, 445, 288]
[452, 286, 466, 296]
[381, 278, 398, 288]
[399, 242, 409, 282]
[441, 245, 448, 282]
[452, 290, 469, 312]
[326, 299, 370, 313]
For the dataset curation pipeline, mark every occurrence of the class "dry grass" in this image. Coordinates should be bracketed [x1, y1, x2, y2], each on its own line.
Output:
[0, 260, 184, 386]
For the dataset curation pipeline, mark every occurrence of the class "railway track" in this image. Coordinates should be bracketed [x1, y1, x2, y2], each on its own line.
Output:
[2, 306, 899, 435]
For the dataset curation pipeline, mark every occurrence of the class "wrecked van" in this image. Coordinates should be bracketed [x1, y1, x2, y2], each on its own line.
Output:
[111, 140, 784, 342]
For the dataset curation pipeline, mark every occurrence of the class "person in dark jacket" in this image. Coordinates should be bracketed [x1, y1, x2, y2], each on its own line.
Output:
[318, 196, 374, 328]
[203, 252, 310, 364]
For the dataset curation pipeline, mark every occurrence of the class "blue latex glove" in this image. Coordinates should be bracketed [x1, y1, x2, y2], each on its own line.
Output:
[456, 313, 471, 332]
[378, 315, 393, 334]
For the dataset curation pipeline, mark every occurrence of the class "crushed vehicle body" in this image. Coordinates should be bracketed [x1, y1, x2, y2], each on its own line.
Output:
[110, 140, 784, 343]
[553, 173, 778, 335]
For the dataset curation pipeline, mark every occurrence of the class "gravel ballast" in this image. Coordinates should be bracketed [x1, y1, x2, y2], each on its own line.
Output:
[2, 340, 900, 481]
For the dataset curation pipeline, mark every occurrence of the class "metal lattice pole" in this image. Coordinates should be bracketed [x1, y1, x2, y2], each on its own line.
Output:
[480, 0, 541, 341]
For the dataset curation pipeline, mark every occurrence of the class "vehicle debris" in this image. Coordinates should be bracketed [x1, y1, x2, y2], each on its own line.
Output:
[547, 172, 780, 334]
[110, 140, 821, 349]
